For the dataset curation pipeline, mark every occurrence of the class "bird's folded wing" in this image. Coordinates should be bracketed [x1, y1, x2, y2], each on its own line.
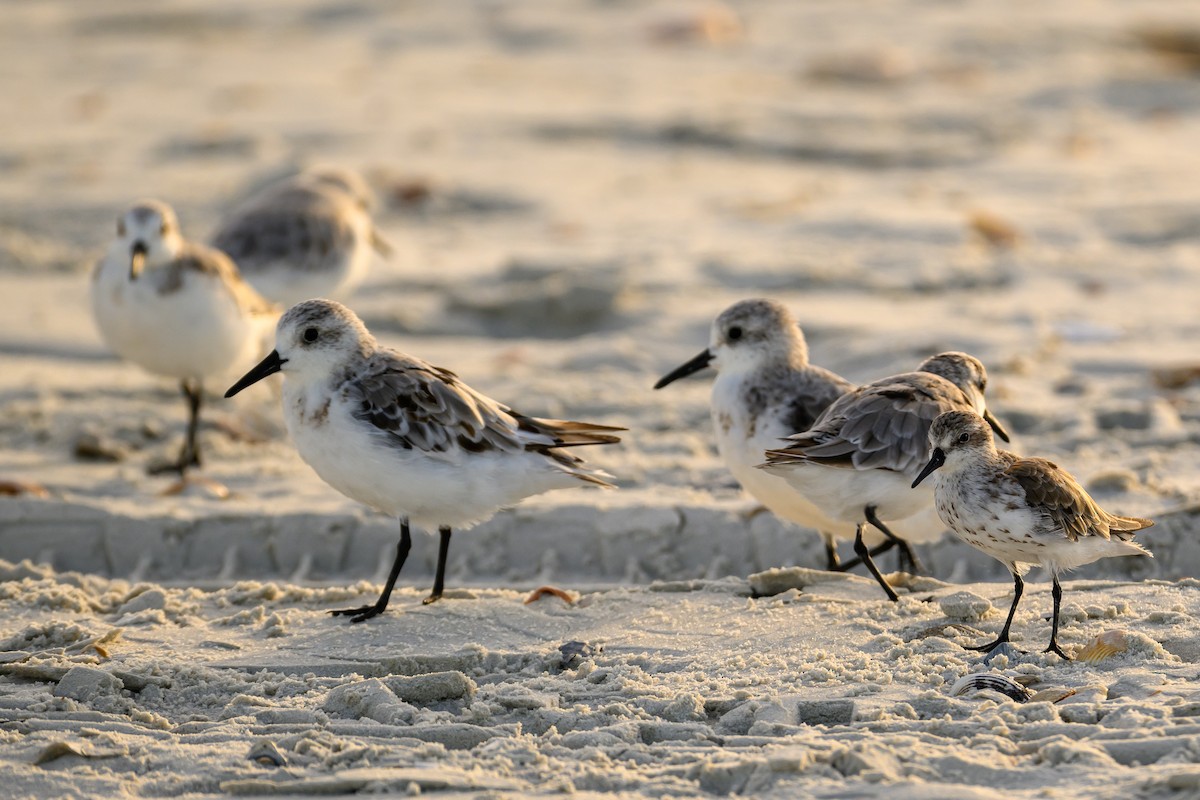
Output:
[1004, 457, 1155, 541]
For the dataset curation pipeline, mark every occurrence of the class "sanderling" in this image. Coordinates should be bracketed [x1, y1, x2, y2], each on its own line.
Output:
[760, 352, 1010, 601]
[225, 299, 623, 623]
[209, 168, 391, 307]
[91, 200, 278, 475]
[911, 410, 1153, 658]
[655, 299, 893, 570]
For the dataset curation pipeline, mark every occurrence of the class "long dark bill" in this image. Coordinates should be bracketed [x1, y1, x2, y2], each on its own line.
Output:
[225, 350, 286, 398]
[911, 447, 946, 489]
[983, 408, 1010, 443]
[129, 241, 148, 281]
[653, 349, 714, 390]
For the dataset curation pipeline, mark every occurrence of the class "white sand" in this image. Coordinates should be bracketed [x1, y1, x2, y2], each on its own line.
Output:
[3, 0, 1200, 796]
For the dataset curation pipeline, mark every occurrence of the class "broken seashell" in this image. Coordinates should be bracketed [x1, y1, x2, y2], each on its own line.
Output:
[34, 741, 130, 766]
[1029, 687, 1078, 704]
[556, 640, 599, 670]
[524, 585, 577, 605]
[247, 740, 287, 767]
[1076, 630, 1130, 664]
[949, 672, 1032, 703]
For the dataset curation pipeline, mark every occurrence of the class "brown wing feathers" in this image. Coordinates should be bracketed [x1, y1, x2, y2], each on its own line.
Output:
[1006, 457, 1153, 542]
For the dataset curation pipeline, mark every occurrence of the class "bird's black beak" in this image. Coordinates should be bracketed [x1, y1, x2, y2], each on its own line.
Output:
[983, 408, 1010, 443]
[654, 349, 714, 390]
[911, 447, 946, 488]
[225, 350, 286, 398]
[129, 241, 148, 281]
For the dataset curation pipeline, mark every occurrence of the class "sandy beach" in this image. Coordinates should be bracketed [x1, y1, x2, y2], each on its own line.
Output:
[3, 0, 1200, 796]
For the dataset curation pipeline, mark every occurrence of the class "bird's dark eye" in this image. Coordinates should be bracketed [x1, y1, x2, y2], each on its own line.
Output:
[728, 326, 743, 341]
[958, 432, 970, 444]
[303, 327, 319, 343]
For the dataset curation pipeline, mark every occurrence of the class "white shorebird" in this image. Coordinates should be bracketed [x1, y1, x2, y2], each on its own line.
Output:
[209, 168, 391, 308]
[225, 299, 623, 623]
[760, 352, 1010, 601]
[654, 299, 945, 571]
[912, 410, 1153, 658]
[91, 200, 278, 475]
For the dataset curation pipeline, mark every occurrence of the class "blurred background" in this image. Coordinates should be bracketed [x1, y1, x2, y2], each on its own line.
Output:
[2, 0, 1199, 585]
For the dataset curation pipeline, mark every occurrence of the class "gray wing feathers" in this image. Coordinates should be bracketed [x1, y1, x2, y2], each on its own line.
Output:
[350, 354, 622, 476]
[211, 195, 358, 274]
[764, 373, 967, 474]
[353, 360, 522, 455]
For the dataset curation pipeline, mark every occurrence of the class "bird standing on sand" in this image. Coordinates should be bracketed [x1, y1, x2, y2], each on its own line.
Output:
[225, 299, 623, 623]
[911, 410, 1153, 658]
[210, 168, 391, 308]
[91, 200, 278, 475]
[760, 352, 1010, 601]
[655, 299, 948, 571]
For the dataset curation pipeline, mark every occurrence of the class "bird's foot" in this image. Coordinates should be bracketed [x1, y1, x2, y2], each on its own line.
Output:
[1044, 641, 1072, 660]
[421, 593, 442, 606]
[330, 604, 385, 624]
[965, 637, 1012, 653]
[147, 460, 189, 477]
[147, 448, 201, 476]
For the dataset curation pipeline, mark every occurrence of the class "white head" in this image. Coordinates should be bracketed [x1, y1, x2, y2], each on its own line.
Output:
[113, 200, 184, 280]
[911, 410, 996, 487]
[654, 299, 807, 389]
[225, 299, 375, 397]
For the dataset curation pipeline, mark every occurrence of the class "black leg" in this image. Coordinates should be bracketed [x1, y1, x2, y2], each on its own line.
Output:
[148, 380, 204, 476]
[966, 571, 1023, 652]
[1044, 574, 1071, 659]
[823, 538, 840, 571]
[423, 527, 452, 605]
[181, 379, 203, 471]
[331, 519, 412, 623]
[854, 522, 899, 602]
[837, 539, 896, 572]
[864, 505, 924, 575]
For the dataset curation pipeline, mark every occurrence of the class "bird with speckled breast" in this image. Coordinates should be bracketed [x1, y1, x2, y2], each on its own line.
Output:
[912, 409, 1152, 659]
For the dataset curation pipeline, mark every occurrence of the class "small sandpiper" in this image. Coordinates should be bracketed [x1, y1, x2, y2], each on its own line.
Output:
[91, 200, 278, 475]
[654, 299, 947, 571]
[226, 299, 623, 623]
[760, 352, 1010, 601]
[912, 410, 1153, 659]
[210, 167, 391, 308]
